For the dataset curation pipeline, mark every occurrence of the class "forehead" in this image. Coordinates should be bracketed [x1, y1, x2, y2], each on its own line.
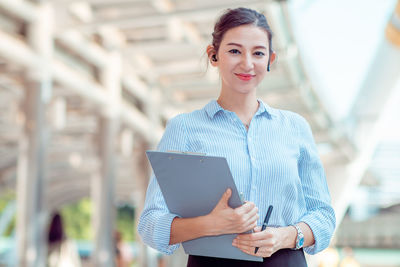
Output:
[220, 24, 269, 47]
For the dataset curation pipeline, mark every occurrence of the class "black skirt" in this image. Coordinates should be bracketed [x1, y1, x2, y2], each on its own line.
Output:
[187, 249, 307, 267]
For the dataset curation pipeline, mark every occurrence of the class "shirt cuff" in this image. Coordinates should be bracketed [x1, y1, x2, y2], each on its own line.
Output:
[299, 216, 323, 255]
[153, 213, 181, 254]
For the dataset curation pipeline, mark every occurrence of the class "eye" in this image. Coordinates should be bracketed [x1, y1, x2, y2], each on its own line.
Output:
[228, 49, 241, 54]
[254, 51, 265, 56]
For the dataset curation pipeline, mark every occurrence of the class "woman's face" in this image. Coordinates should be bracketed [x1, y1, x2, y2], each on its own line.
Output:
[213, 24, 271, 95]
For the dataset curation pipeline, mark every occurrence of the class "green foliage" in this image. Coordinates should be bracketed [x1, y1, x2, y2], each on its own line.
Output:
[60, 199, 136, 242]
[0, 199, 7, 214]
[4, 216, 15, 237]
[0, 190, 16, 237]
[116, 205, 135, 242]
[0, 193, 136, 242]
[61, 198, 93, 240]
[0, 190, 15, 213]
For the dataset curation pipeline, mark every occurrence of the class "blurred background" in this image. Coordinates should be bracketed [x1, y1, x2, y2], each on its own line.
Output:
[0, 0, 399, 266]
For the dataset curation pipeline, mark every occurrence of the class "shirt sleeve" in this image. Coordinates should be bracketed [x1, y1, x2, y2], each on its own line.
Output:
[296, 115, 336, 255]
[137, 114, 188, 254]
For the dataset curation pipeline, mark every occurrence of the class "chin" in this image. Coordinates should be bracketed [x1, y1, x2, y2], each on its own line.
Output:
[234, 87, 256, 95]
[237, 83, 258, 92]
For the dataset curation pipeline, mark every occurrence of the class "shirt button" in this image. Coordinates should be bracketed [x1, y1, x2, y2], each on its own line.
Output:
[248, 137, 252, 141]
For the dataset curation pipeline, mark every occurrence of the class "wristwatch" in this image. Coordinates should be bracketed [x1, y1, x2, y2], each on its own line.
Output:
[292, 224, 304, 250]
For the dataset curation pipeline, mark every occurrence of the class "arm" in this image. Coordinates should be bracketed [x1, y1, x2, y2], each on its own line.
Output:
[138, 174, 181, 254]
[270, 222, 315, 250]
[232, 221, 314, 257]
[138, 116, 259, 253]
[233, 115, 335, 256]
[138, 115, 188, 254]
[169, 216, 211, 245]
[295, 116, 336, 254]
[139, 185, 259, 251]
[169, 189, 259, 245]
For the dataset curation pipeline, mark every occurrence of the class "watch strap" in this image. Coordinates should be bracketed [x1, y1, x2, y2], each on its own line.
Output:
[292, 224, 304, 250]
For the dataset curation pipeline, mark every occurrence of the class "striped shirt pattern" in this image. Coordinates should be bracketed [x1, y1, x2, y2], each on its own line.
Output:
[138, 100, 336, 255]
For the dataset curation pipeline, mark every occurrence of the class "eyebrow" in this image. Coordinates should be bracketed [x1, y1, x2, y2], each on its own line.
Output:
[226, 42, 267, 50]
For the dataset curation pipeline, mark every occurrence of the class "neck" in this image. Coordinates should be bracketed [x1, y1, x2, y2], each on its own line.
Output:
[217, 91, 259, 126]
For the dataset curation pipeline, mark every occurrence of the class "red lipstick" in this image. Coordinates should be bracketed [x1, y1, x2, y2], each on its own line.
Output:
[235, 73, 255, 81]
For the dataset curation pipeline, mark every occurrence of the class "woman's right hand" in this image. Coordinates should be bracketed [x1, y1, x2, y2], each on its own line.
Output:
[206, 188, 259, 236]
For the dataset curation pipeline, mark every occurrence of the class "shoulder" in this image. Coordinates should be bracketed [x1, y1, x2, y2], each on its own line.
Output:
[270, 107, 310, 130]
[166, 107, 209, 128]
[165, 113, 186, 128]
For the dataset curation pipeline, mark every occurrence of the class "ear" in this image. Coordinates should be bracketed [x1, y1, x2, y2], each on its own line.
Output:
[269, 51, 276, 64]
[206, 44, 218, 66]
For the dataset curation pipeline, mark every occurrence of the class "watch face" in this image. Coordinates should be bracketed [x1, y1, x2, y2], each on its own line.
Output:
[299, 237, 304, 247]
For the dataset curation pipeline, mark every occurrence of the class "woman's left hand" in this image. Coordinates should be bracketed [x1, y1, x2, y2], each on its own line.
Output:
[232, 226, 283, 258]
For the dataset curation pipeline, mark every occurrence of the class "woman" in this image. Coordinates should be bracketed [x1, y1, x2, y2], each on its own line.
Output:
[138, 7, 335, 267]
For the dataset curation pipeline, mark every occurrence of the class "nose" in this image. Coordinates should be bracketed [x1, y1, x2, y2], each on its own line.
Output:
[240, 53, 254, 71]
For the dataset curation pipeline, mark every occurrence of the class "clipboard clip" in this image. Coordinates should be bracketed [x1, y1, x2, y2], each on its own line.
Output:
[166, 150, 207, 162]
[167, 150, 207, 156]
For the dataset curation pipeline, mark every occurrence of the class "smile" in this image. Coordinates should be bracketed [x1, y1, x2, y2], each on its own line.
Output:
[235, 73, 255, 81]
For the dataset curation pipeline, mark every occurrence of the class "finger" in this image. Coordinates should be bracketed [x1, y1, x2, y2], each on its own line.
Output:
[216, 188, 232, 207]
[237, 228, 265, 238]
[242, 201, 256, 212]
[240, 219, 258, 233]
[235, 201, 256, 216]
[233, 238, 266, 248]
[234, 243, 273, 258]
[243, 208, 259, 229]
[243, 204, 259, 221]
[238, 227, 273, 240]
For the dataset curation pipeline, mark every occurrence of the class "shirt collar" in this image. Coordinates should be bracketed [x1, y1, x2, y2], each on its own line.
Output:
[204, 99, 278, 119]
[204, 100, 223, 119]
[256, 99, 278, 118]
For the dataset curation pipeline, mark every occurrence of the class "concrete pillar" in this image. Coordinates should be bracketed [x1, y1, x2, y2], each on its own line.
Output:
[133, 138, 151, 267]
[16, 87, 50, 267]
[91, 51, 122, 267]
[15, 2, 54, 267]
[134, 83, 162, 267]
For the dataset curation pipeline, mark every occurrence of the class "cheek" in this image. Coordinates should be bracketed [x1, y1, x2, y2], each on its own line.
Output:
[218, 59, 235, 75]
[220, 56, 236, 68]
[255, 64, 268, 77]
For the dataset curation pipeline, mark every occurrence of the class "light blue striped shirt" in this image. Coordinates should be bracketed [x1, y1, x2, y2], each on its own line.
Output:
[138, 100, 335, 255]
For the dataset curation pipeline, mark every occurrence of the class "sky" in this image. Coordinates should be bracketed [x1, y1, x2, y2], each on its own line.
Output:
[288, 0, 400, 209]
[288, 0, 398, 122]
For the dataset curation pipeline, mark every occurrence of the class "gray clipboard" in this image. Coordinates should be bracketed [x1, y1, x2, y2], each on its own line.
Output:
[146, 150, 262, 262]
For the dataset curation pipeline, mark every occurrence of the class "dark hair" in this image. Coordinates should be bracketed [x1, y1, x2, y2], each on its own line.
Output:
[48, 212, 65, 244]
[211, 7, 274, 69]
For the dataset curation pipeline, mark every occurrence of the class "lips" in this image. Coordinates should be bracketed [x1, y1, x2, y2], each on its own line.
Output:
[235, 73, 255, 81]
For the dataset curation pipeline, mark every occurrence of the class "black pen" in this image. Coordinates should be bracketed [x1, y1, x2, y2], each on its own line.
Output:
[255, 205, 273, 254]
